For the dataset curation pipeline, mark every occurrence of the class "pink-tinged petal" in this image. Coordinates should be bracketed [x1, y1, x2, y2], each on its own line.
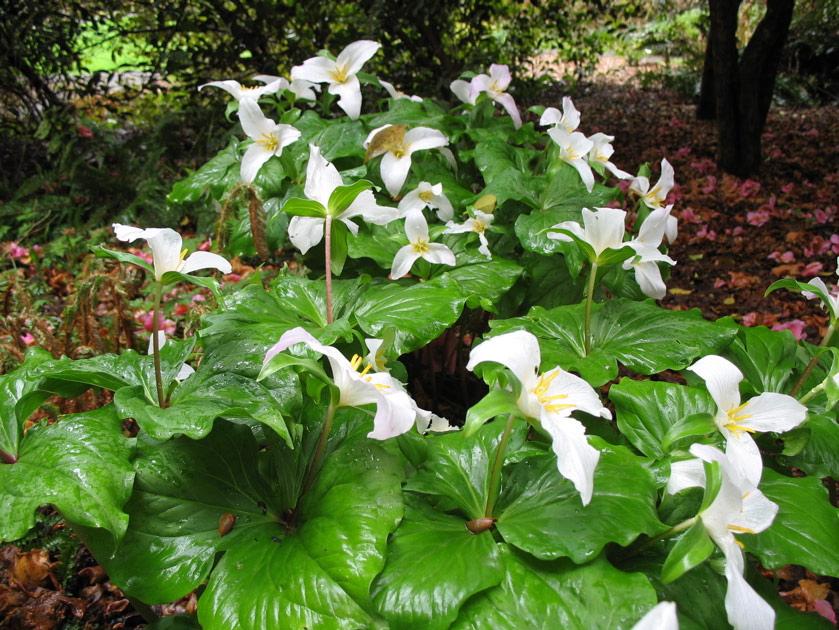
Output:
[450, 79, 475, 104]
[381, 152, 413, 197]
[489, 64, 512, 90]
[723, 553, 775, 630]
[335, 40, 380, 76]
[666, 458, 706, 494]
[688, 355, 743, 417]
[541, 414, 599, 505]
[631, 602, 679, 630]
[328, 74, 363, 119]
[304, 144, 343, 207]
[470, 73, 492, 94]
[422, 242, 456, 266]
[291, 56, 339, 84]
[404, 127, 448, 152]
[180, 251, 232, 276]
[493, 92, 521, 129]
[539, 106, 562, 126]
[466, 330, 541, 391]
[390, 245, 421, 279]
[240, 142, 271, 183]
[287, 216, 325, 254]
[724, 432, 764, 488]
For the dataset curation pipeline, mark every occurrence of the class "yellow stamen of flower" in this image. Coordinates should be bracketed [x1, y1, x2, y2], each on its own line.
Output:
[392, 141, 411, 159]
[178, 248, 188, 266]
[565, 148, 579, 160]
[419, 190, 433, 203]
[469, 218, 485, 233]
[733, 538, 745, 549]
[350, 354, 364, 371]
[258, 132, 279, 152]
[724, 401, 755, 437]
[728, 524, 756, 534]
[329, 64, 348, 83]
[490, 80, 504, 94]
[532, 370, 576, 413]
[412, 238, 430, 254]
[374, 351, 387, 371]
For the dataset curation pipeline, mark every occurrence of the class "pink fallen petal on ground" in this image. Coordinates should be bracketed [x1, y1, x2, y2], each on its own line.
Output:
[713, 278, 727, 288]
[746, 209, 771, 227]
[802, 261, 824, 277]
[742, 312, 760, 327]
[20, 332, 35, 346]
[804, 128, 820, 137]
[738, 179, 761, 198]
[701, 176, 717, 194]
[812, 599, 836, 624]
[772, 319, 808, 340]
[781, 183, 794, 194]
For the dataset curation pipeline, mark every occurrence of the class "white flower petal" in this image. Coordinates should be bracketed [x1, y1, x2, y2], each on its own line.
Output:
[581, 206, 627, 256]
[493, 92, 521, 129]
[465, 330, 540, 391]
[541, 414, 600, 505]
[631, 602, 679, 630]
[288, 216, 325, 254]
[241, 142, 272, 183]
[666, 458, 706, 494]
[422, 242, 456, 266]
[381, 152, 413, 197]
[329, 74, 363, 119]
[724, 432, 764, 488]
[688, 355, 743, 419]
[291, 56, 338, 84]
[739, 392, 808, 434]
[731, 488, 778, 535]
[305, 144, 343, 207]
[336, 40, 380, 76]
[723, 552, 775, 630]
[404, 127, 448, 152]
[450, 79, 475, 104]
[390, 245, 421, 279]
[179, 251, 232, 276]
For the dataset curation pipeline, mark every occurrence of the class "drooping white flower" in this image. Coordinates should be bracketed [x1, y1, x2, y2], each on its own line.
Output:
[622, 205, 677, 299]
[466, 330, 610, 505]
[547, 127, 596, 192]
[631, 602, 679, 630]
[380, 79, 422, 102]
[687, 355, 807, 486]
[291, 40, 381, 119]
[198, 77, 285, 101]
[469, 64, 522, 129]
[363, 125, 449, 198]
[113, 224, 232, 281]
[539, 96, 581, 132]
[287, 144, 397, 254]
[630, 158, 675, 211]
[237, 98, 301, 182]
[253, 74, 320, 101]
[668, 444, 778, 630]
[397, 181, 454, 221]
[263, 327, 417, 440]
[587, 132, 632, 180]
[548, 207, 627, 264]
[390, 210, 456, 279]
[443, 210, 494, 259]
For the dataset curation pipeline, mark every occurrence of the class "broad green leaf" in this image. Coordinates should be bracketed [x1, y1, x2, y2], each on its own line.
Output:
[329, 216, 349, 275]
[91, 245, 155, 276]
[370, 494, 503, 630]
[541, 160, 620, 212]
[765, 277, 835, 315]
[304, 117, 367, 161]
[0, 347, 53, 461]
[437, 258, 522, 309]
[463, 389, 521, 438]
[489, 299, 737, 387]
[452, 546, 658, 630]
[470, 138, 538, 182]
[721, 322, 799, 394]
[167, 139, 240, 204]
[355, 278, 467, 355]
[477, 166, 542, 209]
[743, 468, 839, 577]
[328, 180, 374, 216]
[347, 220, 404, 269]
[661, 413, 717, 452]
[494, 441, 666, 563]
[783, 413, 839, 478]
[661, 520, 714, 583]
[0, 406, 134, 543]
[405, 420, 528, 519]
[610, 379, 715, 457]
[281, 197, 326, 217]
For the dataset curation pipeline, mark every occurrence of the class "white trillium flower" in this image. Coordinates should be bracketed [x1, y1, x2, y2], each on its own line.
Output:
[688, 355, 807, 486]
[630, 158, 675, 211]
[198, 77, 284, 101]
[466, 330, 610, 505]
[397, 181, 454, 221]
[450, 78, 477, 105]
[547, 127, 596, 192]
[548, 207, 627, 263]
[443, 210, 494, 259]
[263, 327, 418, 440]
[253, 74, 321, 101]
[287, 144, 398, 254]
[802, 258, 839, 320]
[631, 601, 679, 630]
[668, 444, 778, 630]
[291, 40, 381, 119]
[539, 96, 581, 132]
[469, 64, 522, 129]
[380, 79, 422, 102]
[147, 332, 195, 382]
[237, 98, 301, 183]
[587, 132, 632, 180]
[390, 210, 456, 279]
[113, 224, 232, 281]
[623, 206, 677, 299]
[363, 125, 449, 198]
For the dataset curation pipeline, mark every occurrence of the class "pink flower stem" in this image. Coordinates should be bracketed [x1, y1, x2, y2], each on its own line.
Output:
[584, 262, 598, 355]
[151, 284, 167, 408]
[791, 323, 835, 398]
[484, 413, 517, 520]
[324, 215, 334, 325]
[301, 403, 336, 498]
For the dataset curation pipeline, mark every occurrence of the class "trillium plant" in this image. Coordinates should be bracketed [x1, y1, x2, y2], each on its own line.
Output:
[2, 39, 838, 630]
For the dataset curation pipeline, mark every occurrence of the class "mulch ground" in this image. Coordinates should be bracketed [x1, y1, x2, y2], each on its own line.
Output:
[2, 67, 838, 628]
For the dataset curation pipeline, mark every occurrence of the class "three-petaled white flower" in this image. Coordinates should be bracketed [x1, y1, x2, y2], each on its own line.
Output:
[443, 210, 494, 259]
[198, 77, 284, 101]
[237, 98, 301, 183]
[631, 601, 679, 630]
[623, 206, 677, 299]
[466, 330, 610, 505]
[667, 444, 778, 630]
[253, 74, 321, 101]
[548, 206, 627, 264]
[363, 125, 449, 198]
[263, 327, 423, 440]
[547, 127, 596, 192]
[291, 40, 381, 119]
[397, 181, 454, 221]
[390, 210, 456, 279]
[450, 64, 521, 129]
[380, 79, 422, 102]
[587, 132, 632, 180]
[113, 224, 232, 281]
[539, 96, 581, 132]
[287, 144, 397, 254]
[630, 158, 675, 210]
[687, 354, 807, 486]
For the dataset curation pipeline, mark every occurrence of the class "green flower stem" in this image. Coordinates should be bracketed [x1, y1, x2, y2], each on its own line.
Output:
[484, 413, 517, 519]
[301, 403, 337, 497]
[791, 322, 835, 398]
[324, 214, 334, 325]
[623, 516, 698, 560]
[584, 262, 599, 355]
[799, 379, 826, 405]
[151, 283, 166, 408]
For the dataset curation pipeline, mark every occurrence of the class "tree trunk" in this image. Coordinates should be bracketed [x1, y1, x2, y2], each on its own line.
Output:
[698, 0, 795, 177]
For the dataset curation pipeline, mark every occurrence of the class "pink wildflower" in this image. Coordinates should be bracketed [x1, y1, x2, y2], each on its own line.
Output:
[701, 176, 717, 195]
[746, 209, 771, 227]
[20, 332, 36, 346]
[77, 125, 94, 139]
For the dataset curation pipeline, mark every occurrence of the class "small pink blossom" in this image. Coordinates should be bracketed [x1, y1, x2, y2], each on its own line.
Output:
[813, 207, 836, 224]
[770, 148, 784, 159]
[198, 240, 212, 252]
[694, 225, 717, 241]
[738, 179, 761, 198]
[742, 312, 760, 327]
[679, 207, 702, 224]
[802, 261, 824, 277]
[136, 311, 176, 335]
[20, 332, 36, 346]
[812, 599, 836, 624]
[701, 176, 717, 195]
[746, 209, 771, 227]
[192, 294, 206, 303]
[732, 226, 745, 236]
[77, 125, 94, 139]
[617, 179, 632, 195]
[772, 319, 807, 340]
[673, 146, 691, 159]
[767, 250, 796, 263]
[8, 242, 29, 260]
[223, 273, 242, 283]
